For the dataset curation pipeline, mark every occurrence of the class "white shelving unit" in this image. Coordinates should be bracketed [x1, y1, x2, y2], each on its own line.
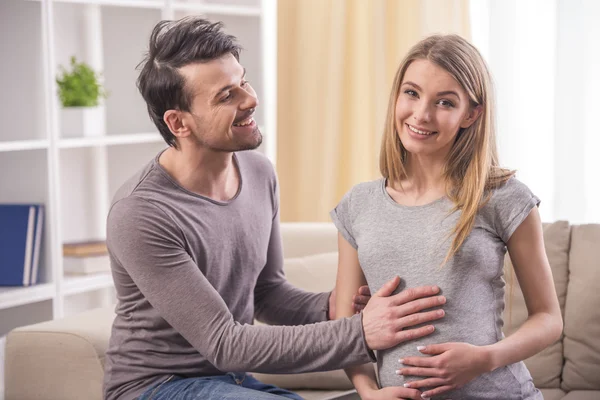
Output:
[0, 0, 276, 348]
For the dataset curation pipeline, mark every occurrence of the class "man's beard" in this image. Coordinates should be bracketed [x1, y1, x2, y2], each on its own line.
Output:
[191, 115, 263, 152]
[231, 125, 263, 152]
[209, 125, 263, 152]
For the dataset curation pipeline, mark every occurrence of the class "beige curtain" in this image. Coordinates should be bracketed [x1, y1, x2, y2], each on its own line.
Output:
[277, 0, 470, 222]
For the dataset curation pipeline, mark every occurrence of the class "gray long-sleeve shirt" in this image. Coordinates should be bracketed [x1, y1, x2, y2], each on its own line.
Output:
[103, 150, 374, 400]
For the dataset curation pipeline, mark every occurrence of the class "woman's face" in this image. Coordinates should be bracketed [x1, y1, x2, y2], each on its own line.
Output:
[395, 59, 480, 160]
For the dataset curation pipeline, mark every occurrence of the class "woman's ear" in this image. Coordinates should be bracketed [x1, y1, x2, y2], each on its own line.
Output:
[460, 105, 483, 128]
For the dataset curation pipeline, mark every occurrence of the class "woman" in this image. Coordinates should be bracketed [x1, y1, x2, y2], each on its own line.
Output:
[331, 34, 562, 400]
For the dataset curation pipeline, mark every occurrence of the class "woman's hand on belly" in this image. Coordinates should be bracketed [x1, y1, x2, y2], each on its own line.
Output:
[397, 342, 493, 399]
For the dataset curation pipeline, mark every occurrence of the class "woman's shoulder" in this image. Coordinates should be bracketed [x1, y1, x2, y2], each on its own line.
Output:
[481, 176, 541, 242]
[491, 176, 532, 201]
[343, 178, 384, 204]
[486, 176, 537, 207]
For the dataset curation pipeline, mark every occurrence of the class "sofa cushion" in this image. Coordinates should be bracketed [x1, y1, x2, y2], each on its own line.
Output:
[540, 388, 567, 400]
[5, 307, 114, 400]
[562, 224, 600, 391]
[281, 223, 339, 258]
[503, 220, 570, 388]
[253, 252, 355, 391]
[283, 251, 339, 293]
[561, 391, 600, 400]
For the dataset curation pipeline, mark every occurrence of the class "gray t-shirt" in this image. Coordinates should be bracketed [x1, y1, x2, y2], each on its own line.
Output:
[103, 150, 374, 400]
[331, 177, 543, 400]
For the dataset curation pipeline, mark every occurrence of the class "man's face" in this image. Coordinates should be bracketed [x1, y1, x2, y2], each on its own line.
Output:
[177, 53, 262, 152]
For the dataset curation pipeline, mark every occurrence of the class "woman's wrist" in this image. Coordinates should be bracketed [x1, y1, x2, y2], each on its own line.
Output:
[481, 344, 499, 372]
[355, 381, 379, 400]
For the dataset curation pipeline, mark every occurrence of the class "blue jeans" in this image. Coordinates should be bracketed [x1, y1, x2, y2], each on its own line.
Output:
[138, 373, 304, 400]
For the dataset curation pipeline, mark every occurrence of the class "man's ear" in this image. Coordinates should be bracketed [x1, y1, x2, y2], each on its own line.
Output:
[164, 110, 191, 139]
[460, 105, 483, 129]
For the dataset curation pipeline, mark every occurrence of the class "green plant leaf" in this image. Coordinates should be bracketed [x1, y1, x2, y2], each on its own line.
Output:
[56, 56, 108, 107]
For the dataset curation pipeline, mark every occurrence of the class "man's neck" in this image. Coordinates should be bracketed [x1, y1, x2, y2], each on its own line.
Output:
[158, 146, 240, 202]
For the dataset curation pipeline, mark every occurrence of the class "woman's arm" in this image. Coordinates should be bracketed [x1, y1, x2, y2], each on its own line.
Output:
[335, 233, 431, 400]
[485, 206, 563, 367]
[335, 232, 380, 397]
[398, 207, 563, 398]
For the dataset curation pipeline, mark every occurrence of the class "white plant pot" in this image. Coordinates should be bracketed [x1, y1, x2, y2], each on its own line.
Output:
[61, 106, 106, 138]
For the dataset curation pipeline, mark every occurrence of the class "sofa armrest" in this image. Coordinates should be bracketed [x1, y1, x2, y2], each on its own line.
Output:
[5, 307, 114, 400]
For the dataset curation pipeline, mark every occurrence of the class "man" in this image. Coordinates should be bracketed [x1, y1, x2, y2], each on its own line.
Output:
[104, 17, 446, 400]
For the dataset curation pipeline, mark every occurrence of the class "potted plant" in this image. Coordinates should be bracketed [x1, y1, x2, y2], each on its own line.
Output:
[56, 56, 108, 138]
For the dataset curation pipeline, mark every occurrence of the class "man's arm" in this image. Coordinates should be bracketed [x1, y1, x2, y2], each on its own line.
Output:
[253, 210, 332, 326]
[108, 197, 373, 373]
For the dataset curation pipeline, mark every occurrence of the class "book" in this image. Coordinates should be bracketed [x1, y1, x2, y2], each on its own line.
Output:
[0, 204, 44, 286]
[63, 240, 107, 257]
[63, 254, 110, 275]
[30, 205, 45, 285]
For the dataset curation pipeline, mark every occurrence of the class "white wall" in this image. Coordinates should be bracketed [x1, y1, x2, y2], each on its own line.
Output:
[0, 0, 45, 141]
[470, 0, 600, 224]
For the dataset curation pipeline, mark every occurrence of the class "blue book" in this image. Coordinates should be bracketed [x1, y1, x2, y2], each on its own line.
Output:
[0, 204, 43, 286]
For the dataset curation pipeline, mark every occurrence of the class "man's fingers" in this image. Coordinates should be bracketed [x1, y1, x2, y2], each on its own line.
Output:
[396, 295, 446, 316]
[390, 285, 441, 306]
[396, 309, 444, 328]
[375, 276, 401, 297]
[353, 295, 370, 305]
[395, 325, 435, 344]
[358, 285, 371, 296]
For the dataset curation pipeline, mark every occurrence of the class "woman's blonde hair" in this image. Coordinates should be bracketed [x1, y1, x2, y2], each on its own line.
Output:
[379, 34, 515, 265]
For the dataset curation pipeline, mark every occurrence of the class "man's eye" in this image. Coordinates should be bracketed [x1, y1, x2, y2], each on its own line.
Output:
[221, 93, 232, 102]
[241, 80, 249, 87]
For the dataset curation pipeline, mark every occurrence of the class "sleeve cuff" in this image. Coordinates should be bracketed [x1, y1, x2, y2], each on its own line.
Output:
[329, 209, 358, 249]
[358, 312, 377, 362]
[502, 194, 541, 243]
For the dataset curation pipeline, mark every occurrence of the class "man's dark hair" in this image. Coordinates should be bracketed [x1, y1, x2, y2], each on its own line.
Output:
[137, 17, 241, 148]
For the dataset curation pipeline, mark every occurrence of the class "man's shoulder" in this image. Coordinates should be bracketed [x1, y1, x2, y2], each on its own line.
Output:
[111, 156, 159, 206]
[236, 150, 276, 179]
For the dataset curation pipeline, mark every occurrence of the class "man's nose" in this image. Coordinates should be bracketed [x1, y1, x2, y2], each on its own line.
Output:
[241, 90, 259, 110]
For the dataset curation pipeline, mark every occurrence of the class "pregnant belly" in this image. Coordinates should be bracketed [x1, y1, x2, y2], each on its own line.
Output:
[376, 330, 539, 399]
[377, 313, 499, 389]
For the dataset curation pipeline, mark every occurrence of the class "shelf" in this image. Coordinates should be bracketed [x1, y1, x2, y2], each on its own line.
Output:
[0, 140, 49, 153]
[172, 2, 261, 16]
[63, 273, 114, 296]
[0, 284, 55, 311]
[59, 132, 163, 149]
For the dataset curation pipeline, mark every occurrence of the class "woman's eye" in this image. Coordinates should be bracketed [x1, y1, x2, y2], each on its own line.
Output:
[404, 89, 418, 97]
[438, 99, 454, 107]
